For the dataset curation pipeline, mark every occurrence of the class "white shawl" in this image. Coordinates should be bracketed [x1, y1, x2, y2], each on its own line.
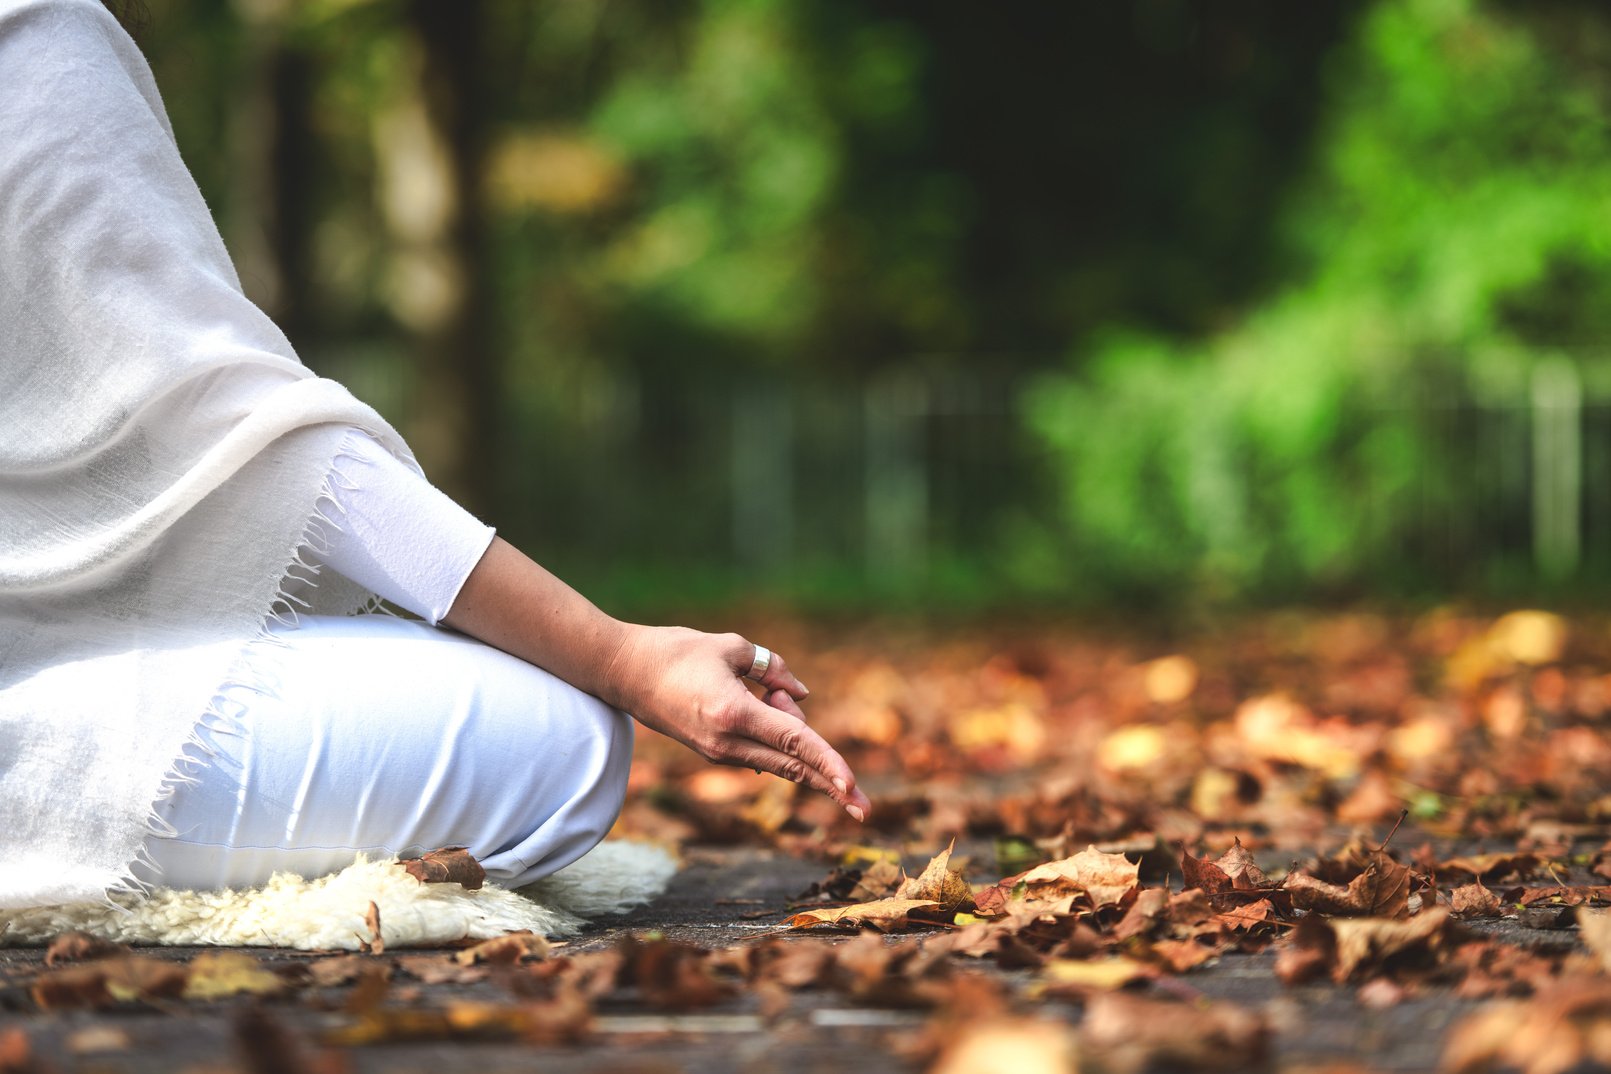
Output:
[0, 0, 412, 906]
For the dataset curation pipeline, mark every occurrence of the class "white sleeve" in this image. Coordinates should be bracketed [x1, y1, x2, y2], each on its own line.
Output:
[318, 432, 496, 625]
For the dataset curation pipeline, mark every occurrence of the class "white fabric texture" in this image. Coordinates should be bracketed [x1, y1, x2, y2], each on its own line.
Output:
[0, 0, 417, 908]
[134, 614, 635, 893]
[0, 844, 681, 950]
[315, 430, 494, 626]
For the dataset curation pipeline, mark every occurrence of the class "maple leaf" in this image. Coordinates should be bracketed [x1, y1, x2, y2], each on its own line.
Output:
[1287, 854, 1410, 919]
[895, 841, 974, 912]
[1215, 839, 1270, 889]
[1180, 846, 1233, 895]
[399, 846, 486, 889]
[978, 846, 1140, 914]
[786, 897, 941, 931]
[1213, 897, 1277, 933]
[1450, 881, 1502, 919]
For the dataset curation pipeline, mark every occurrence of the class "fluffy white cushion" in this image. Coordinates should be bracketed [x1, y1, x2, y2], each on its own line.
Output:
[0, 840, 677, 950]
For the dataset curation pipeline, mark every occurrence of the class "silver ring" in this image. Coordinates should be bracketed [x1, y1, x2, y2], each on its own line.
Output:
[746, 644, 772, 682]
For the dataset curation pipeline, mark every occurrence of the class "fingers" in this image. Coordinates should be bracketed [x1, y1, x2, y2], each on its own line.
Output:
[726, 634, 808, 701]
[756, 649, 809, 701]
[726, 690, 871, 822]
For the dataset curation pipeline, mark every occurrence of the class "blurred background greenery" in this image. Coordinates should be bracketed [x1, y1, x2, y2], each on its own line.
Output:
[137, 0, 1611, 613]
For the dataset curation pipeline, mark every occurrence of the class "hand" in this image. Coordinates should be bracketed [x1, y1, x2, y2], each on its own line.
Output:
[605, 625, 872, 823]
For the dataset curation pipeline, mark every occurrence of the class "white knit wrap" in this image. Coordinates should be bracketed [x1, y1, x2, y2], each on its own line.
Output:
[0, 0, 412, 907]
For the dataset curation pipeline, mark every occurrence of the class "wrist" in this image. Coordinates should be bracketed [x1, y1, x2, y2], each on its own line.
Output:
[597, 619, 648, 713]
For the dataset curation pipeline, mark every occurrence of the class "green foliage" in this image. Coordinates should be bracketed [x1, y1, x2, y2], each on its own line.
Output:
[1031, 0, 1611, 598]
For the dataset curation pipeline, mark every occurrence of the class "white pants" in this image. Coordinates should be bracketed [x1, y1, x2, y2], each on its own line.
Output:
[135, 431, 633, 891]
[136, 615, 634, 891]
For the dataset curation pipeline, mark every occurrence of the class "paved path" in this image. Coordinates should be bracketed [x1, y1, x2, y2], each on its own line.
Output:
[0, 845, 1580, 1073]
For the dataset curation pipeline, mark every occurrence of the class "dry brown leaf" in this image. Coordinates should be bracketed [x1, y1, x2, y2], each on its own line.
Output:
[1443, 978, 1611, 1074]
[324, 996, 590, 1047]
[1579, 908, 1611, 974]
[362, 900, 383, 955]
[1215, 839, 1270, 889]
[1330, 907, 1452, 982]
[1450, 882, 1503, 919]
[0, 1029, 31, 1073]
[895, 841, 973, 911]
[1080, 992, 1269, 1074]
[1288, 856, 1409, 919]
[456, 930, 551, 966]
[399, 846, 486, 889]
[1440, 852, 1541, 883]
[396, 955, 490, 986]
[979, 846, 1140, 914]
[1213, 897, 1276, 932]
[1180, 846, 1233, 895]
[851, 858, 905, 901]
[43, 932, 126, 967]
[787, 896, 940, 931]
[304, 954, 380, 989]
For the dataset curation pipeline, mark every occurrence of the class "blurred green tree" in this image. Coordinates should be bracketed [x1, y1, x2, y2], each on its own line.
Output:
[1031, 0, 1611, 600]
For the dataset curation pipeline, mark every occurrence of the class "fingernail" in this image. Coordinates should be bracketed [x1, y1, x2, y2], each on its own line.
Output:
[800, 682, 811, 696]
[845, 804, 865, 823]
[832, 777, 848, 794]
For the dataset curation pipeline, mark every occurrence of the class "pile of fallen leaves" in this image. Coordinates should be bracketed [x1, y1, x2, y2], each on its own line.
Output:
[11, 606, 1611, 1073]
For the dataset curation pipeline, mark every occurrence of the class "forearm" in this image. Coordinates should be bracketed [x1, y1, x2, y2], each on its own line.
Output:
[442, 531, 871, 823]
[440, 537, 635, 710]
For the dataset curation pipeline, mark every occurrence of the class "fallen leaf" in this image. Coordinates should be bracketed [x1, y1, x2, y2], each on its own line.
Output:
[979, 846, 1140, 914]
[895, 841, 973, 912]
[1330, 908, 1452, 982]
[1288, 856, 1409, 919]
[1439, 852, 1541, 884]
[399, 846, 486, 890]
[1450, 882, 1502, 919]
[0, 1029, 30, 1072]
[787, 897, 941, 931]
[1443, 978, 1611, 1074]
[456, 930, 551, 966]
[183, 952, 286, 1001]
[43, 932, 126, 967]
[1080, 992, 1269, 1074]
[362, 901, 383, 955]
[1038, 956, 1153, 995]
[1213, 898, 1277, 933]
[396, 955, 490, 986]
[930, 1018, 1078, 1074]
[1579, 907, 1611, 974]
[304, 955, 379, 988]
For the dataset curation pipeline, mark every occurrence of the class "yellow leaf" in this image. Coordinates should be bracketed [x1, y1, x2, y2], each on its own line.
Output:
[183, 952, 285, 1001]
[1040, 956, 1152, 992]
